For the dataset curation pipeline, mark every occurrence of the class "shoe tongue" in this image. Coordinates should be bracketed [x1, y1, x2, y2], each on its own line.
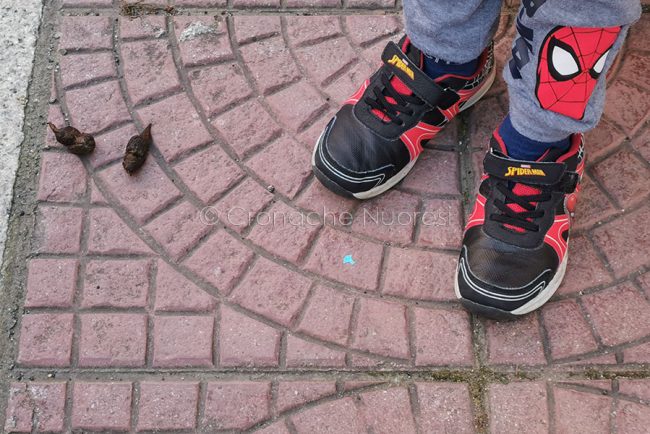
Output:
[388, 37, 423, 97]
[489, 132, 545, 234]
[371, 37, 423, 122]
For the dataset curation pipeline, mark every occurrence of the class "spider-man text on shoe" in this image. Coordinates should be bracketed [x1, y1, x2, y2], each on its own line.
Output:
[312, 36, 496, 199]
[455, 129, 585, 319]
[536, 26, 621, 120]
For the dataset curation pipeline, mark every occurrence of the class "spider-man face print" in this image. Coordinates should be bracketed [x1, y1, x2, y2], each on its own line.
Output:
[536, 26, 620, 120]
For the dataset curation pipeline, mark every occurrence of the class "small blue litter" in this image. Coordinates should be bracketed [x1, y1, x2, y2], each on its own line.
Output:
[343, 255, 356, 265]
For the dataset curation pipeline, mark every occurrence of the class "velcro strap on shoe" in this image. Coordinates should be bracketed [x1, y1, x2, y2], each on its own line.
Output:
[483, 151, 577, 192]
[381, 42, 459, 109]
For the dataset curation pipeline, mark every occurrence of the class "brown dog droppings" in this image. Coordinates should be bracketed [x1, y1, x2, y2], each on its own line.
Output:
[70, 133, 96, 155]
[123, 124, 152, 175]
[48, 123, 77, 146]
[48, 123, 95, 155]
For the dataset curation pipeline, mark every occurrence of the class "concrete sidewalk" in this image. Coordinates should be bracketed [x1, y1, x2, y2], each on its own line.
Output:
[1, 1, 649, 432]
[0, 1, 42, 266]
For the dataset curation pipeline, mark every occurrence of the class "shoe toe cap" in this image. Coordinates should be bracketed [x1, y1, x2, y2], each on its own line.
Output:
[313, 106, 409, 195]
[456, 242, 555, 313]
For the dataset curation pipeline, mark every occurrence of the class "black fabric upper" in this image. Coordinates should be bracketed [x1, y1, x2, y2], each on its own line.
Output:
[457, 227, 558, 311]
[313, 109, 411, 194]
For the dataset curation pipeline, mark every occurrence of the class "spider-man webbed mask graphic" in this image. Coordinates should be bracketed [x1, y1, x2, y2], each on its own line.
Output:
[536, 26, 621, 120]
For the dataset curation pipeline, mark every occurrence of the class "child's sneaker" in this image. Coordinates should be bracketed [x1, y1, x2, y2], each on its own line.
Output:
[455, 129, 585, 319]
[312, 36, 495, 199]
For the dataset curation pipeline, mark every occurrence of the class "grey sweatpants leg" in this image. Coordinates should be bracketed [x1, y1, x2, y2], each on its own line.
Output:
[404, 0, 642, 141]
[403, 0, 503, 63]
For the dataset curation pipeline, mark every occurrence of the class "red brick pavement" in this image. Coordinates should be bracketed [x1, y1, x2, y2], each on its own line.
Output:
[2, 1, 650, 432]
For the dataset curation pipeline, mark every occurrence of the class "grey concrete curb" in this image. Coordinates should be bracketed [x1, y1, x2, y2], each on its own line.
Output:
[0, 1, 43, 266]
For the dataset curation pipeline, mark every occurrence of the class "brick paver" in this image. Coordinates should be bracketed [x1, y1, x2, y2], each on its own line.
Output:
[137, 381, 200, 431]
[2, 2, 650, 432]
[488, 382, 549, 434]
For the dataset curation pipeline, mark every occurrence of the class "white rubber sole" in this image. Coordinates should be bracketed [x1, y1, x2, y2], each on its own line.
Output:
[454, 253, 568, 316]
[351, 157, 418, 200]
[311, 66, 497, 200]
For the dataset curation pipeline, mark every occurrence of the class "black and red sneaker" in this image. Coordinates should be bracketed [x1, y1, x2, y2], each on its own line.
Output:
[456, 130, 585, 319]
[312, 36, 495, 199]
